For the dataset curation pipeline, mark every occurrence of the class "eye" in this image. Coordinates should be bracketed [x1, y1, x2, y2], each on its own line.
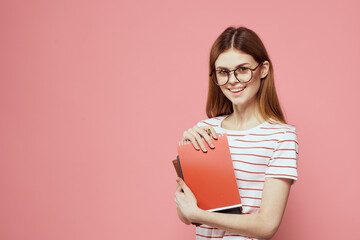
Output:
[217, 70, 228, 76]
[237, 67, 249, 72]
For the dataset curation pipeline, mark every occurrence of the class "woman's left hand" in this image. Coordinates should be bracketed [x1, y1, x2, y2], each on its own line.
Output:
[174, 177, 201, 222]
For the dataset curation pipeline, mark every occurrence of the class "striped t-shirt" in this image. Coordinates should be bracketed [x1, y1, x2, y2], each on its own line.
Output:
[195, 115, 299, 240]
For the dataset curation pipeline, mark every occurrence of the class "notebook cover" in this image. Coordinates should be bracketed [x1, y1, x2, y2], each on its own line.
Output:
[172, 154, 242, 226]
[176, 134, 242, 212]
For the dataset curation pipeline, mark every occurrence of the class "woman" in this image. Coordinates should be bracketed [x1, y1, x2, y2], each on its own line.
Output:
[174, 26, 298, 240]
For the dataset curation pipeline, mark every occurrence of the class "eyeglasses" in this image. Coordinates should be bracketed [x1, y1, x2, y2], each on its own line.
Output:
[210, 62, 263, 86]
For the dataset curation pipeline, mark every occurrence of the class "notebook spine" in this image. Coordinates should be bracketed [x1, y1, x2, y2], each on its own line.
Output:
[176, 155, 184, 180]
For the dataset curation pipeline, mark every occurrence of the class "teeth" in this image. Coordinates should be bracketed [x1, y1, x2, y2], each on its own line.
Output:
[229, 88, 245, 92]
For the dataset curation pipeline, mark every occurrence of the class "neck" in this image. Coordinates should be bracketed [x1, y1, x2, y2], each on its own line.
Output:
[229, 99, 264, 130]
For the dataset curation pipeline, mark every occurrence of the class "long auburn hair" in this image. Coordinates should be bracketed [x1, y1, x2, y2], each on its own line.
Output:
[206, 26, 286, 124]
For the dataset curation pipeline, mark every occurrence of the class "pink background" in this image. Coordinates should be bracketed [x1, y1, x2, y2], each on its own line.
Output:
[1, 0, 359, 239]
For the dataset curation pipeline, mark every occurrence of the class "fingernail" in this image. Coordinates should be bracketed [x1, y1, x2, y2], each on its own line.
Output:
[210, 144, 215, 148]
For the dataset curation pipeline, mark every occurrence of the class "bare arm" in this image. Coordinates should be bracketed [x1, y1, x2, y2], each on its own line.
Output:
[188, 177, 293, 239]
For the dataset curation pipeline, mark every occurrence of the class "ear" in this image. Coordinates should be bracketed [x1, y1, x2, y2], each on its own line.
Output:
[260, 60, 270, 79]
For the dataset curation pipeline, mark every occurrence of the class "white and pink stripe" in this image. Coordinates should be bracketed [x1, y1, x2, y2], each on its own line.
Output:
[195, 115, 298, 240]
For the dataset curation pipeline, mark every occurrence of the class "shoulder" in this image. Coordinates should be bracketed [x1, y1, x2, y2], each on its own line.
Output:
[196, 115, 228, 128]
[266, 119, 297, 134]
[264, 119, 298, 144]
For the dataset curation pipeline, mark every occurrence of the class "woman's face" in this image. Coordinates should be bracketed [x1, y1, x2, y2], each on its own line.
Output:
[214, 48, 268, 107]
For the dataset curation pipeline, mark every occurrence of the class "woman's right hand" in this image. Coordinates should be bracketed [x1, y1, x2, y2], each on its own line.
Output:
[182, 125, 218, 152]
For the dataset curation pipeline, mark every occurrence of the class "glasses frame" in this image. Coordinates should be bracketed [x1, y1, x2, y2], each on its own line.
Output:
[210, 62, 263, 86]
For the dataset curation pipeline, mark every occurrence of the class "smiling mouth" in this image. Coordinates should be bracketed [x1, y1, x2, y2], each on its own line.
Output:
[229, 87, 246, 93]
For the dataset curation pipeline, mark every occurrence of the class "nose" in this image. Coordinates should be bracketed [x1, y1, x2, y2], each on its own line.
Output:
[228, 71, 245, 85]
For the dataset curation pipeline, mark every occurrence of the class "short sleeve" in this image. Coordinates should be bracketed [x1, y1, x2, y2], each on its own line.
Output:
[196, 120, 207, 127]
[265, 128, 299, 184]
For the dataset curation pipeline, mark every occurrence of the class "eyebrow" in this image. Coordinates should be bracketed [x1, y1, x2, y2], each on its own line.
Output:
[216, 63, 250, 70]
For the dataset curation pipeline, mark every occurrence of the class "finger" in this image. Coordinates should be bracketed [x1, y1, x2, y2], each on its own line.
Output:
[177, 178, 191, 195]
[207, 126, 218, 140]
[182, 131, 200, 150]
[188, 128, 208, 152]
[174, 196, 179, 205]
[176, 183, 181, 192]
[176, 180, 184, 193]
[193, 126, 215, 149]
[183, 130, 202, 151]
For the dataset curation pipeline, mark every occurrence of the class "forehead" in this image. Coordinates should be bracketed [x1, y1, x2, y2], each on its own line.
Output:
[215, 48, 256, 68]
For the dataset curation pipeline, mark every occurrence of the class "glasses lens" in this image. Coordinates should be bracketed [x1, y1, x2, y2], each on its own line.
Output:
[235, 67, 252, 82]
[215, 70, 228, 85]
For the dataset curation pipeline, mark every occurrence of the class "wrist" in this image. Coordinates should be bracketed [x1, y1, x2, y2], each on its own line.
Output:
[189, 207, 204, 223]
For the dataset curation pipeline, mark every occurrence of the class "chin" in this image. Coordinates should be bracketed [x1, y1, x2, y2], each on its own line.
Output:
[230, 99, 247, 106]
[227, 94, 256, 107]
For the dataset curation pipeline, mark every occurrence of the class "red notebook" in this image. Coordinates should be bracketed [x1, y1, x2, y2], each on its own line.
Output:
[176, 134, 242, 212]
